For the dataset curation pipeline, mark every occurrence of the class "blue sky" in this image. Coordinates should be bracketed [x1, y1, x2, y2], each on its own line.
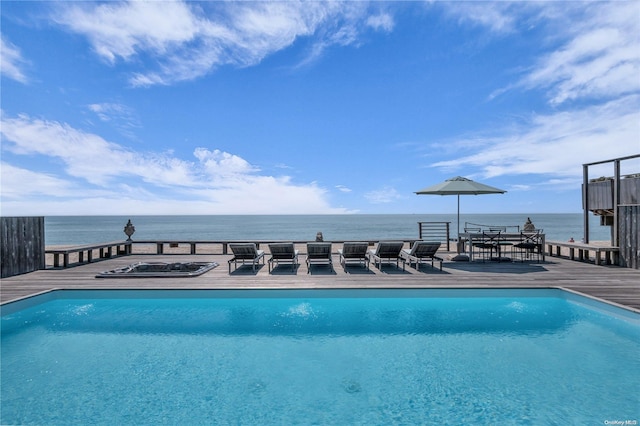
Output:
[1, 1, 639, 216]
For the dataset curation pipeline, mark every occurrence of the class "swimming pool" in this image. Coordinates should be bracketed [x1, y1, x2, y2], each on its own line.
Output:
[2, 288, 638, 425]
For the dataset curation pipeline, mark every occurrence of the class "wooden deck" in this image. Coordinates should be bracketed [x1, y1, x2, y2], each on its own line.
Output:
[1, 250, 639, 311]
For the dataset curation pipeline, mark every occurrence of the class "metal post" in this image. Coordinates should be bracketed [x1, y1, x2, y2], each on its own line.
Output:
[457, 194, 460, 238]
[446, 222, 450, 251]
[613, 159, 620, 247]
[583, 164, 589, 243]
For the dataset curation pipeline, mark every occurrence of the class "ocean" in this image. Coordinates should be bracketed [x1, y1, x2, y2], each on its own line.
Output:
[44, 214, 612, 245]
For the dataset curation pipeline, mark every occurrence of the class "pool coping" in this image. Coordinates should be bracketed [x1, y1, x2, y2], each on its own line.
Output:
[2, 287, 639, 320]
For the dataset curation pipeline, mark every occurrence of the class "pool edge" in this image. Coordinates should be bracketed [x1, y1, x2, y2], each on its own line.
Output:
[3, 287, 639, 318]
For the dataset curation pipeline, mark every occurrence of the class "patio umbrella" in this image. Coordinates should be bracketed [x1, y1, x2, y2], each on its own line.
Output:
[415, 176, 506, 240]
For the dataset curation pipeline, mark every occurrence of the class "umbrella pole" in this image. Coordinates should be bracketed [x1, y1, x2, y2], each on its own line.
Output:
[456, 194, 462, 253]
[457, 193, 460, 240]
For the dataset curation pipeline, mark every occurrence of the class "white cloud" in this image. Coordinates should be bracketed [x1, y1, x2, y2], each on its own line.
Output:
[194, 148, 259, 179]
[441, 2, 521, 34]
[87, 102, 141, 139]
[510, 184, 533, 192]
[51, 1, 391, 86]
[0, 163, 73, 199]
[274, 163, 292, 170]
[53, 1, 205, 63]
[430, 95, 640, 179]
[470, 2, 640, 107]
[365, 186, 402, 204]
[430, 1, 640, 188]
[0, 112, 349, 215]
[88, 103, 129, 122]
[336, 185, 352, 193]
[1, 112, 195, 187]
[367, 13, 394, 32]
[54, 1, 225, 86]
[0, 36, 29, 83]
[522, 3, 640, 105]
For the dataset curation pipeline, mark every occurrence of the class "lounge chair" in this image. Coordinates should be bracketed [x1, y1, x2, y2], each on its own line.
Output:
[228, 243, 265, 273]
[267, 243, 299, 272]
[337, 242, 370, 270]
[306, 242, 333, 273]
[368, 241, 405, 271]
[400, 241, 443, 270]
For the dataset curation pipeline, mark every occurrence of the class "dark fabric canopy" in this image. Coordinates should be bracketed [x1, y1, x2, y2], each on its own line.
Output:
[415, 176, 506, 241]
[415, 176, 507, 196]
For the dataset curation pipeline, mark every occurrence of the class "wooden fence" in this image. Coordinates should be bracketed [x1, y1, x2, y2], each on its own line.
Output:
[586, 176, 640, 210]
[1, 217, 45, 278]
[619, 205, 640, 269]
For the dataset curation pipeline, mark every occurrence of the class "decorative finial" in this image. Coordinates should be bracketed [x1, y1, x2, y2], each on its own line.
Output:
[124, 219, 135, 241]
[523, 217, 536, 232]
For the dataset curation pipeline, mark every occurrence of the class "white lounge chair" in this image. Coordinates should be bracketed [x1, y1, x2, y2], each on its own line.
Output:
[337, 242, 370, 269]
[400, 241, 443, 270]
[267, 243, 299, 272]
[368, 241, 405, 271]
[306, 242, 333, 273]
[228, 243, 265, 273]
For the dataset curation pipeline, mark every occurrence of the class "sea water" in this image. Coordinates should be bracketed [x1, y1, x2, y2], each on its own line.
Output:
[44, 214, 611, 245]
[2, 289, 638, 425]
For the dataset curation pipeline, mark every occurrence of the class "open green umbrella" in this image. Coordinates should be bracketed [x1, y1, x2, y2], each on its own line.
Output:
[415, 176, 507, 240]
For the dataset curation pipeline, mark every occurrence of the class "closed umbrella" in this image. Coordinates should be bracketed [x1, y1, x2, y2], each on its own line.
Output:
[415, 176, 506, 242]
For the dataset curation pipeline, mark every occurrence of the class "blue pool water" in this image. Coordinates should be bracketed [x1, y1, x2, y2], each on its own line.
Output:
[2, 289, 639, 425]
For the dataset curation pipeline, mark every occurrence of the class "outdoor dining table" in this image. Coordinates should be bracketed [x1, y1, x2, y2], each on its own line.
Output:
[460, 232, 546, 262]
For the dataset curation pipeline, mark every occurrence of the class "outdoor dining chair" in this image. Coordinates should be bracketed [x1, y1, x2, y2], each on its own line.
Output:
[513, 230, 544, 262]
[472, 231, 504, 262]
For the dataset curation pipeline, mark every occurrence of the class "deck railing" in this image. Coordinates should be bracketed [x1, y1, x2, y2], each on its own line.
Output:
[417, 222, 450, 251]
[45, 239, 428, 268]
[463, 222, 521, 233]
[131, 240, 425, 255]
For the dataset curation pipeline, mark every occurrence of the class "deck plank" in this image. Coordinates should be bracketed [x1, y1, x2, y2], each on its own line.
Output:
[1, 251, 639, 311]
